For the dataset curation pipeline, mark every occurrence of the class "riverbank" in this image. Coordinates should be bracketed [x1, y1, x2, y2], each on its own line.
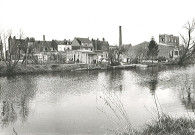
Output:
[0, 61, 179, 76]
[0, 63, 100, 76]
[0, 62, 149, 76]
[119, 114, 195, 135]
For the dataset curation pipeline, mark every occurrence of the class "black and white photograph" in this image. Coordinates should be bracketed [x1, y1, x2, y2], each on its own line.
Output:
[1, 0, 195, 134]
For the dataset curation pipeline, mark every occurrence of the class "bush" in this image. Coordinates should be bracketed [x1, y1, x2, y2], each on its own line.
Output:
[141, 114, 195, 135]
[157, 56, 166, 62]
[110, 62, 121, 66]
[131, 58, 139, 64]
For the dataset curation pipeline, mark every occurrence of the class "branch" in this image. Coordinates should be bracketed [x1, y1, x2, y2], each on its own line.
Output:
[179, 33, 187, 45]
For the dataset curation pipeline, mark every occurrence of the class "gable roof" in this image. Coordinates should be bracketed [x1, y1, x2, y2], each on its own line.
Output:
[34, 40, 53, 52]
[55, 40, 65, 45]
[76, 38, 92, 44]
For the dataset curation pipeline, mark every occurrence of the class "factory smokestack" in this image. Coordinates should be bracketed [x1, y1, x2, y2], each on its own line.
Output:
[43, 35, 45, 41]
[119, 26, 122, 46]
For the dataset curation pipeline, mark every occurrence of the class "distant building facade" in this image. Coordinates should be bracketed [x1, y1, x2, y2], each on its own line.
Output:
[159, 34, 179, 46]
[0, 37, 3, 59]
[51, 39, 72, 52]
[92, 38, 109, 61]
[124, 34, 182, 62]
[71, 37, 93, 51]
[34, 35, 54, 53]
[74, 50, 97, 64]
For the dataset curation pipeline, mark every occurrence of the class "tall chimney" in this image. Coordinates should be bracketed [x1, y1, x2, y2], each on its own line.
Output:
[43, 35, 45, 41]
[119, 26, 122, 46]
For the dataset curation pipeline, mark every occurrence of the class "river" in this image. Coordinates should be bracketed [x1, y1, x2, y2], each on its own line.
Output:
[0, 65, 195, 135]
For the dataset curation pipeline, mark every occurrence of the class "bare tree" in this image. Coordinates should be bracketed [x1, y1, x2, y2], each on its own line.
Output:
[115, 45, 125, 62]
[136, 46, 147, 62]
[178, 19, 195, 65]
[108, 48, 116, 65]
[1, 29, 20, 74]
[17, 29, 25, 59]
[18, 29, 25, 39]
[108, 45, 125, 66]
[21, 37, 37, 65]
[0, 30, 3, 59]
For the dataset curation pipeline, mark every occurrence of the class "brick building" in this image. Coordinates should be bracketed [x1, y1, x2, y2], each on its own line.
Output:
[159, 34, 179, 46]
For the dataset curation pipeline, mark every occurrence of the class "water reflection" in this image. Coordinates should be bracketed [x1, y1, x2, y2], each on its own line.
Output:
[148, 67, 158, 95]
[0, 65, 195, 134]
[0, 76, 36, 128]
[179, 78, 195, 113]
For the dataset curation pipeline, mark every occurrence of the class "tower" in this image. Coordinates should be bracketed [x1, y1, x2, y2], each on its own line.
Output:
[119, 26, 122, 46]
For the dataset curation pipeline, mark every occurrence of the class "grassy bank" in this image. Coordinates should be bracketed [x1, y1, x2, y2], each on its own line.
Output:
[138, 115, 195, 135]
[108, 114, 195, 135]
[0, 63, 100, 76]
[98, 91, 195, 135]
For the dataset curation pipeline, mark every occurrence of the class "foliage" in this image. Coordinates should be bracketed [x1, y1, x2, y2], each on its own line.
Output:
[141, 114, 195, 135]
[131, 58, 139, 64]
[110, 62, 121, 66]
[157, 56, 166, 62]
[147, 38, 159, 63]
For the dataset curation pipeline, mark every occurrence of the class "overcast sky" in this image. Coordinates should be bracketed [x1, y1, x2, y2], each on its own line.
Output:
[0, 0, 195, 45]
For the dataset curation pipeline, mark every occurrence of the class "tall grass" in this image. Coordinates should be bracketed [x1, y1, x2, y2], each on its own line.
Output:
[96, 92, 136, 135]
[141, 114, 195, 135]
[97, 83, 195, 135]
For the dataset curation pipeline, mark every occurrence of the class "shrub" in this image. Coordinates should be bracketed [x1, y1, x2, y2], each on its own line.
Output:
[131, 58, 139, 64]
[157, 56, 166, 62]
[110, 62, 121, 66]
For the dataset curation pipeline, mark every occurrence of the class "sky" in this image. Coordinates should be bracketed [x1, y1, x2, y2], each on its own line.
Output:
[0, 0, 195, 45]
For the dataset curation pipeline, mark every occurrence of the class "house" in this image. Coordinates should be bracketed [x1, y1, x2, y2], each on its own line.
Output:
[51, 39, 72, 52]
[92, 38, 109, 61]
[74, 50, 97, 64]
[159, 34, 179, 46]
[159, 34, 182, 60]
[124, 41, 179, 62]
[124, 34, 182, 62]
[0, 37, 3, 59]
[7, 36, 28, 60]
[71, 37, 93, 51]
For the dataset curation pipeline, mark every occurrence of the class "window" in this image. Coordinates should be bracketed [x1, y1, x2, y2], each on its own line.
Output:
[179, 51, 182, 55]
[175, 51, 178, 55]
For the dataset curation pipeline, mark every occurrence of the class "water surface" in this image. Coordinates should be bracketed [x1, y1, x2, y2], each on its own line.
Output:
[0, 65, 195, 134]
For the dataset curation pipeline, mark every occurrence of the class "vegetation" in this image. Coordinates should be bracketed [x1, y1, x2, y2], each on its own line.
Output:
[1, 30, 20, 75]
[178, 19, 195, 65]
[108, 46, 125, 66]
[97, 80, 195, 135]
[157, 56, 166, 62]
[140, 115, 195, 135]
[147, 37, 159, 64]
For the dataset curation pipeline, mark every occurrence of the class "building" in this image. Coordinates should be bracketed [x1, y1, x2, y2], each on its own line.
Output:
[51, 39, 72, 52]
[34, 36, 54, 53]
[7, 36, 27, 60]
[124, 40, 182, 62]
[159, 34, 179, 46]
[74, 50, 97, 64]
[0, 37, 3, 59]
[71, 37, 93, 51]
[92, 38, 109, 61]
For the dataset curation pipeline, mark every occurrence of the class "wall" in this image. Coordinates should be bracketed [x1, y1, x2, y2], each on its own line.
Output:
[71, 38, 80, 50]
